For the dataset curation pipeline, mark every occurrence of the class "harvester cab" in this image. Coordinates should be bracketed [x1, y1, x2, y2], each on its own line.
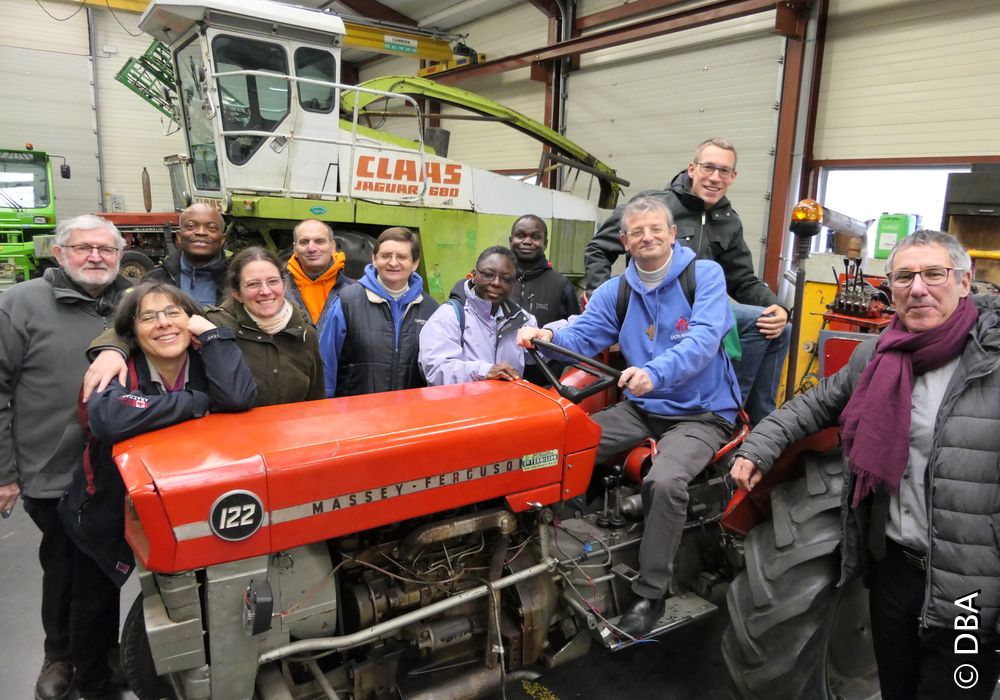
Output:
[134, 0, 626, 293]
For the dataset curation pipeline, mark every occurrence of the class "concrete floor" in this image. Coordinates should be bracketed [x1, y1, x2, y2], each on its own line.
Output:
[0, 505, 139, 700]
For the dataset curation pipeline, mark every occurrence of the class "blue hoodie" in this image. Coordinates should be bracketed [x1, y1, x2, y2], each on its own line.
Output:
[550, 243, 740, 422]
[319, 263, 436, 397]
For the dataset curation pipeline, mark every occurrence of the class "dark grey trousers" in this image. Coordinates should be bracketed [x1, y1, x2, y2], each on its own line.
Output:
[594, 400, 733, 599]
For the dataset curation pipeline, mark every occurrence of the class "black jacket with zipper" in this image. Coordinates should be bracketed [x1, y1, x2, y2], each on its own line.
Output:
[59, 328, 256, 586]
[583, 170, 778, 310]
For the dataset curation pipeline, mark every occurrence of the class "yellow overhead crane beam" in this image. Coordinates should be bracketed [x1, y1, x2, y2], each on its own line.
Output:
[340, 21, 456, 63]
[44, 0, 149, 13]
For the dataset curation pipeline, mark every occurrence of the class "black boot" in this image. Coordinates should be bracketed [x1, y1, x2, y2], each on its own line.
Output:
[617, 596, 666, 638]
[34, 657, 73, 700]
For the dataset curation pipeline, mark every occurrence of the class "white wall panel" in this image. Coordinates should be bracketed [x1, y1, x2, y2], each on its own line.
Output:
[0, 44, 100, 217]
[815, 0, 1000, 159]
[438, 3, 549, 172]
[1, 0, 89, 54]
[92, 8, 184, 212]
[566, 13, 782, 271]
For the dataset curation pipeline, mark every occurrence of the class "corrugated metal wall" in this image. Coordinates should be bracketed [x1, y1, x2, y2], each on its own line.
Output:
[566, 6, 783, 271]
[0, 0, 183, 217]
[358, 3, 549, 172]
[92, 9, 184, 212]
[815, 0, 1000, 159]
[435, 3, 548, 172]
[0, 0, 100, 217]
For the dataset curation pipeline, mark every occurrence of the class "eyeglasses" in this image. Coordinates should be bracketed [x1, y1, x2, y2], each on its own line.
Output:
[375, 251, 413, 263]
[694, 162, 736, 178]
[475, 269, 516, 286]
[65, 244, 120, 258]
[886, 266, 963, 289]
[137, 305, 186, 326]
[624, 225, 669, 239]
[241, 277, 284, 292]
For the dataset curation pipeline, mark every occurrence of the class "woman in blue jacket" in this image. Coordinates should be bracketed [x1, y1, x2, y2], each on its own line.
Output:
[319, 227, 439, 396]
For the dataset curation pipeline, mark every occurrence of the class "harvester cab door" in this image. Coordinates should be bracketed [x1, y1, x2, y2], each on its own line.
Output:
[286, 45, 341, 197]
[208, 29, 293, 195]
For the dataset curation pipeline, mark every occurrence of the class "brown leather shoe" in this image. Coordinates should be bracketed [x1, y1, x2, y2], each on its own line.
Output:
[34, 657, 73, 700]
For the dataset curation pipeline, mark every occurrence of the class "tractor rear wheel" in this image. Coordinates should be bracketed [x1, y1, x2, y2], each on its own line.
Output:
[121, 592, 175, 700]
[722, 450, 879, 699]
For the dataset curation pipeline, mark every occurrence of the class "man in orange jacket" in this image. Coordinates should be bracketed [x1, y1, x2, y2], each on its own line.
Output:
[284, 219, 353, 327]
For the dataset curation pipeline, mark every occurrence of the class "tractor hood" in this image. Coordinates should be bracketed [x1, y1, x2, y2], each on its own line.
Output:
[118, 381, 600, 573]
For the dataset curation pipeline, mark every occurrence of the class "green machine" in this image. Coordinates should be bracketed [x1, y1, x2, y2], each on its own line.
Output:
[0, 146, 70, 290]
[872, 213, 920, 259]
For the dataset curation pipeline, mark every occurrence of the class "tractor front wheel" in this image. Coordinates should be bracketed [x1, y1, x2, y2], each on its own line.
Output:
[120, 592, 176, 700]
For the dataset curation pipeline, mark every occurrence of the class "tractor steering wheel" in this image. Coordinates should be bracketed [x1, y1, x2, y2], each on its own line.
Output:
[525, 338, 621, 404]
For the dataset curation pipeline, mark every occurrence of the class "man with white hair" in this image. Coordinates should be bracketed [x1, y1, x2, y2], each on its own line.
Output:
[0, 214, 132, 700]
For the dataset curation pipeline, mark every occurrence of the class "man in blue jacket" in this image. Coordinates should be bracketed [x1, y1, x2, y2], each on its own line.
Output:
[583, 139, 789, 426]
[518, 196, 740, 638]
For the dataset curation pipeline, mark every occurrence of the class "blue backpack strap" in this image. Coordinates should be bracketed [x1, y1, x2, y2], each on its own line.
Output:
[447, 298, 465, 346]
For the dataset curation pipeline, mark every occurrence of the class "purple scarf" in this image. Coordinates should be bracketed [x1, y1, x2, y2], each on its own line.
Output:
[840, 295, 978, 507]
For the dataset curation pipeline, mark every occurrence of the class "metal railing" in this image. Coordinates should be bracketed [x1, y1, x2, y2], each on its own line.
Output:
[206, 69, 430, 204]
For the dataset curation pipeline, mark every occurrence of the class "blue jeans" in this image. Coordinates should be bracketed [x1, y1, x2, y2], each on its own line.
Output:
[730, 302, 791, 426]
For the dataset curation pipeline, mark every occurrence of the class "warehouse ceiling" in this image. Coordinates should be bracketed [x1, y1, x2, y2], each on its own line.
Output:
[313, 0, 526, 31]
[283, 0, 528, 65]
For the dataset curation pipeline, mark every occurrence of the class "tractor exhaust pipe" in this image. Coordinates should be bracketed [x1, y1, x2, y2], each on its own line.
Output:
[402, 666, 540, 700]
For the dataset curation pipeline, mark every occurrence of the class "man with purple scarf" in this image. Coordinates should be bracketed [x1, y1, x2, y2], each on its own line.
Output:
[730, 230, 1000, 699]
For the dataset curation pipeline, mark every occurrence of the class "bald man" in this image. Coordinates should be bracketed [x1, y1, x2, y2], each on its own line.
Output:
[144, 203, 228, 306]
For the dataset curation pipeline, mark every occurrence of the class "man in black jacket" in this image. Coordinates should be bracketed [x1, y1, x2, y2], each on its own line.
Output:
[510, 215, 580, 385]
[509, 215, 580, 326]
[583, 138, 789, 425]
[143, 203, 228, 306]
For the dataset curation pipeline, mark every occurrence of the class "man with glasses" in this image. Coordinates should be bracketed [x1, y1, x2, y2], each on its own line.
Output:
[143, 202, 228, 306]
[731, 230, 1000, 699]
[519, 197, 740, 638]
[584, 138, 790, 425]
[0, 215, 132, 700]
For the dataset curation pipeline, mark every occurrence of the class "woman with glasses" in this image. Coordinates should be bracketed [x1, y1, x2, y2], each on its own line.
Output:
[419, 246, 537, 386]
[85, 247, 325, 406]
[59, 282, 255, 694]
[319, 227, 438, 397]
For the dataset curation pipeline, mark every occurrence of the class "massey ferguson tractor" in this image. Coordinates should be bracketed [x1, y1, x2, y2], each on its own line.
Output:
[114, 341, 879, 700]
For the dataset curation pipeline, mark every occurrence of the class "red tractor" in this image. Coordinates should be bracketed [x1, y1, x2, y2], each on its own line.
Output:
[116, 345, 877, 699]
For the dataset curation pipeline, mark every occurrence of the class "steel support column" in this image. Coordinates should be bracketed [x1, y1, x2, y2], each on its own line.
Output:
[762, 1, 811, 289]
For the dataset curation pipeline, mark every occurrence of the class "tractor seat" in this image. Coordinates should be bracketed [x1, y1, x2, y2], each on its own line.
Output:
[621, 409, 750, 484]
